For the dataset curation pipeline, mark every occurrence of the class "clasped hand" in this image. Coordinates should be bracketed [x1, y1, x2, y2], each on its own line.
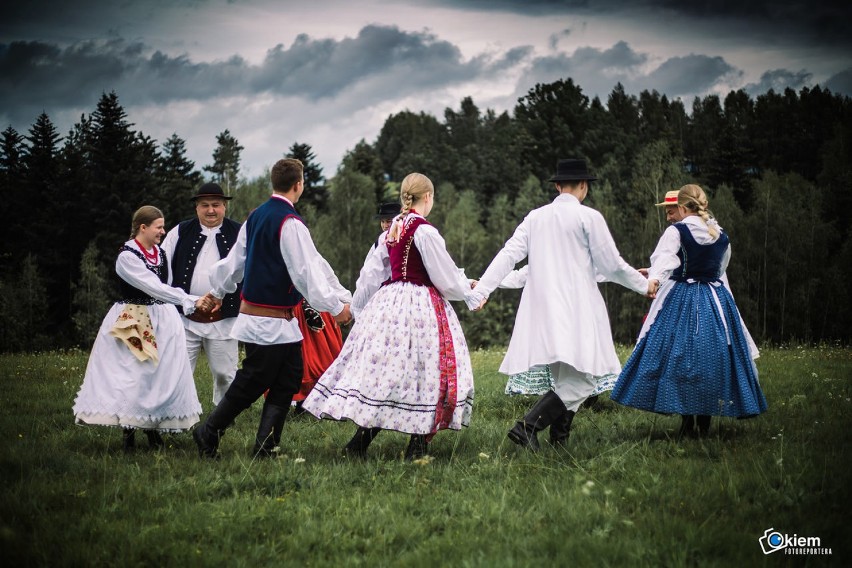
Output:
[195, 292, 222, 313]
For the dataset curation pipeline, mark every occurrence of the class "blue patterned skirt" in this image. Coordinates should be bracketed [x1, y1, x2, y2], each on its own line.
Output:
[611, 281, 767, 417]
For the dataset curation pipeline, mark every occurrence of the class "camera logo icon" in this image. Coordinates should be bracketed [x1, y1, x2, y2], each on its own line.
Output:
[759, 528, 786, 554]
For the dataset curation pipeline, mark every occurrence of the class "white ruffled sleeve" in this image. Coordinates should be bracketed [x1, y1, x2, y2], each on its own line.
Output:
[647, 225, 683, 283]
[414, 225, 475, 302]
[116, 250, 198, 314]
[351, 233, 391, 318]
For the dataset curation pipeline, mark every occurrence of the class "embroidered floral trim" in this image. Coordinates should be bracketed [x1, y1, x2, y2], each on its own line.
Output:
[426, 286, 458, 442]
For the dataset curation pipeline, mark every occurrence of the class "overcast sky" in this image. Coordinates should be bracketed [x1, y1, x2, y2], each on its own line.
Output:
[2, 0, 850, 178]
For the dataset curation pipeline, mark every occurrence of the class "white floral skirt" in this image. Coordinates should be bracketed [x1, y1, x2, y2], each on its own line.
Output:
[303, 282, 474, 436]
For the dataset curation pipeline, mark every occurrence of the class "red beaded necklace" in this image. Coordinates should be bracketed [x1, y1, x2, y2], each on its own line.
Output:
[134, 239, 159, 264]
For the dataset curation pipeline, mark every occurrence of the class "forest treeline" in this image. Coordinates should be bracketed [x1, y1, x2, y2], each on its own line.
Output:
[2, 79, 851, 352]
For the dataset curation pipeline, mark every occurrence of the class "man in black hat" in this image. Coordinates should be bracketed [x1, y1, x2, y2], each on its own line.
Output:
[161, 182, 242, 406]
[372, 201, 399, 249]
[467, 159, 656, 450]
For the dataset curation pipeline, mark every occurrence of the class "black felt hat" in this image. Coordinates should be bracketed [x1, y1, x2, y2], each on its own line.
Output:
[374, 202, 399, 220]
[190, 182, 232, 201]
[547, 159, 597, 182]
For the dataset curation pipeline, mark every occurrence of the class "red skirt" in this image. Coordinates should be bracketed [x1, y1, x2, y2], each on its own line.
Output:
[292, 302, 343, 402]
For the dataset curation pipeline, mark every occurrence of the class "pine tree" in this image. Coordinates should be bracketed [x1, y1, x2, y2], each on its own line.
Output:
[0, 126, 26, 265]
[287, 142, 327, 211]
[86, 92, 159, 260]
[22, 113, 68, 325]
[311, 166, 375, 291]
[203, 129, 243, 196]
[156, 133, 202, 225]
[71, 243, 113, 347]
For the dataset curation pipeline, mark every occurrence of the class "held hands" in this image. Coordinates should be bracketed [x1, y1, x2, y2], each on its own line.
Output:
[334, 304, 353, 326]
[646, 279, 660, 299]
[195, 292, 222, 314]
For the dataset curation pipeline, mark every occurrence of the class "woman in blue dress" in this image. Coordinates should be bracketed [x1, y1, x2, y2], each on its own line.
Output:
[611, 184, 767, 437]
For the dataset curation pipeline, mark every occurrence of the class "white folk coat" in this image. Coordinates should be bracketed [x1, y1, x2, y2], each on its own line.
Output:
[472, 193, 647, 377]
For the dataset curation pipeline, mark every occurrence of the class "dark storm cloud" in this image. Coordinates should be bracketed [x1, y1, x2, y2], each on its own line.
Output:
[0, 25, 522, 126]
[252, 25, 490, 97]
[824, 68, 852, 98]
[743, 69, 814, 97]
[512, 42, 738, 102]
[639, 54, 739, 97]
[431, 0, 852, 47]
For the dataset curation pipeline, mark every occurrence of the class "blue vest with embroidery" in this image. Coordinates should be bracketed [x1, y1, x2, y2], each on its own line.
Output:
[242, 197, 304, 308]
[671, 223, 729, 283]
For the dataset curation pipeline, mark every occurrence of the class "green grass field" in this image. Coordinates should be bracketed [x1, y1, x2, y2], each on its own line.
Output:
[1, 346, 849, 567]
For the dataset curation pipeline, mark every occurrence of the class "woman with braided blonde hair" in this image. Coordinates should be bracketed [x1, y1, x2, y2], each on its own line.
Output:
[303, 173, 477, 460]
[612, 184, 767, 437]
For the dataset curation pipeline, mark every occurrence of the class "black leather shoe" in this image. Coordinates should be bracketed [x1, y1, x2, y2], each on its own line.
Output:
[144, 430, 165, 449]
[404, 435, 429, 461]
[343, 427, 381, 459]
[193, 426, 220, 460]
[122, 429, 136, 453]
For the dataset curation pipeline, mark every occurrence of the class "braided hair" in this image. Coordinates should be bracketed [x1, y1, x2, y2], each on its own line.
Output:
[677, 184, 719, 238]
[388, 173, 434, 242]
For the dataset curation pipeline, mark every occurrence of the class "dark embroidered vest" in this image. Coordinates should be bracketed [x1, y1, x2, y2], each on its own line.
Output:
[171, 217, 242, 318]
[671, 223, 730, 283]
[388, 215, 434, 287]
[117, 245, 168, 305]
[242, 197, 304, 308]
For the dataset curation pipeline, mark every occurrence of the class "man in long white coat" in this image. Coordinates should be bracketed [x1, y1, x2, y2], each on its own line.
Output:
[468, 159, 657, 450]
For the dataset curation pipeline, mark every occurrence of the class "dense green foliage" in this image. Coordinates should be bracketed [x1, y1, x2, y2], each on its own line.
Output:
[2, 81, 851, 351]
[1, 346, 849, 565]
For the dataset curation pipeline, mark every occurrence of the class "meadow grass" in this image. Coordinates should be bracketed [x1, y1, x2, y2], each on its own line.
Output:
[0, 345, 849, 567]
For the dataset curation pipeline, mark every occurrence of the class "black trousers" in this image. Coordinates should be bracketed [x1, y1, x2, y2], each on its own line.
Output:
[223, 341, 303, 410]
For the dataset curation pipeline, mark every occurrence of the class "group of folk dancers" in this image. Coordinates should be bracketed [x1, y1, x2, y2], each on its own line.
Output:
[72, 158, 767, 460]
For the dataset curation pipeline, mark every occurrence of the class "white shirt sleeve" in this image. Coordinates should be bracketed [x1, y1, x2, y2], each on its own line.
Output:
[208, 224, 247, 298]
[472, 216, 531, 305]
[351, 234, 391, 318]
[498, 265, 528, 289]
[414, 225, 474, 302]
[116, 251, 197, 313]
[586, 211, 648, 295]
[160, 227, 179, 286]
[280, 219, 347, 316]
[647, 225, 683, 283]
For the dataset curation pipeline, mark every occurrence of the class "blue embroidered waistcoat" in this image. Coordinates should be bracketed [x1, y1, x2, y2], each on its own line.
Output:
[241, 197, 304, 308]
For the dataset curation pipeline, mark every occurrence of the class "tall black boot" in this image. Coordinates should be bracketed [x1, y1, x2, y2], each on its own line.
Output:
[549, 409, 576, 446]
[193, 396, 243, 459]
[122, 428, 136, 453]
[252, 398, 291, 459]
[343, 427, 382, 459]
[404, 434, 429, 461]
[144, 430, 165, 449]
[507, 391, 568, 451]
[696, 415, 712, 438]
[678, 415, 696, 439]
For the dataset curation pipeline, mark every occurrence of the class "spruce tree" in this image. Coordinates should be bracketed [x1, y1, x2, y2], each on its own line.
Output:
[203, 129, 244, 196]
[156, 133, 202, 225]
[71, 242, 113, 347]
[287, 142, 327, 212]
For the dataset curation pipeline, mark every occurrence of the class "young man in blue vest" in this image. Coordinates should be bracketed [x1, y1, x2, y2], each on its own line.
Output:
[194, 158, 353, 459]
[161, 182, 241, 406]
